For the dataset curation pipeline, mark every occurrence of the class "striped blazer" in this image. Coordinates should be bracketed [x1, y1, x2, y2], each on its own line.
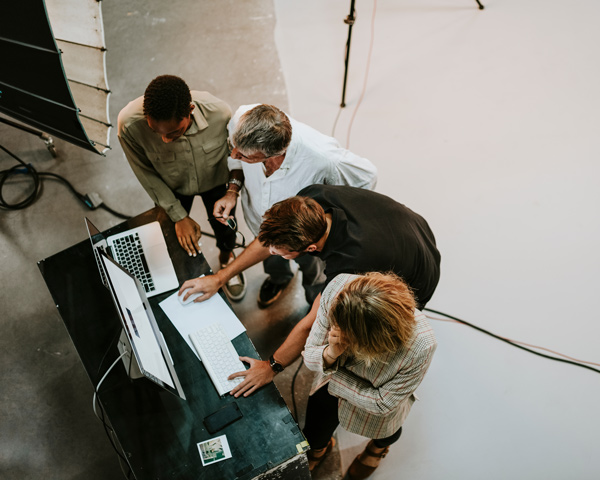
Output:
[303, 273, 437, 439]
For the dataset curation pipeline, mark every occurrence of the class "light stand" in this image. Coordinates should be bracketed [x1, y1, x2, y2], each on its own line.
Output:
[339, 0, 485, 108]
[0, 116, 57, 157]
[340, 0, 357, 108]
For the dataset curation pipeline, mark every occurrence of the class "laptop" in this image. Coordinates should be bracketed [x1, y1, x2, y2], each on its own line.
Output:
[85, 217, 179, 297]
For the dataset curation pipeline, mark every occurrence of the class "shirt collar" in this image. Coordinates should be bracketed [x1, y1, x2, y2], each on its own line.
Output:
[278, 134, 298, 170]
[186, 102, 209, 135]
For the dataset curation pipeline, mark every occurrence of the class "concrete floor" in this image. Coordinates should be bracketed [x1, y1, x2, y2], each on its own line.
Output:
[1, 1, 331, 479]
[3, 0, 600, 479]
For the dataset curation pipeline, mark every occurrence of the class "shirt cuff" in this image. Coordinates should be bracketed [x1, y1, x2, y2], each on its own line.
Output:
[228, 157, 243, 170]
[167, 203, 189, 223]
[321, 345, 339, 373]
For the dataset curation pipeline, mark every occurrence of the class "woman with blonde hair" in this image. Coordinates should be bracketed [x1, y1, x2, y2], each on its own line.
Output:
[302, 272, 437, 479]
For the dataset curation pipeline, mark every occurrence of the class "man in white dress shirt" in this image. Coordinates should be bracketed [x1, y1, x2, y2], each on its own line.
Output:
[205, 104, 378, 307]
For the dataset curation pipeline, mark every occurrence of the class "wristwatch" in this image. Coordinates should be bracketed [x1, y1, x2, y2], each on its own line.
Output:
[269, 355, 285, 374]
[227, 178, 243, 189]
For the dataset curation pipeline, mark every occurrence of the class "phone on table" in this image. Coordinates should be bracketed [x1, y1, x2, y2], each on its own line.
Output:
[204, 402, 243, 433]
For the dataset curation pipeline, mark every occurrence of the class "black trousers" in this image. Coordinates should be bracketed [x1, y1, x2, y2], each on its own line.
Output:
[302, 383, 403, 450]
[174, 184, 237, 253]
[263, 254, 326, 304]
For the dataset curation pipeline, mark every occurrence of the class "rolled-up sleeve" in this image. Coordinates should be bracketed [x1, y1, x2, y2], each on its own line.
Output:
[302, 301, 335, 374]
[329, 149, 378, 190]
[303, 276, 358, 384]
[227, 156, 243, 171]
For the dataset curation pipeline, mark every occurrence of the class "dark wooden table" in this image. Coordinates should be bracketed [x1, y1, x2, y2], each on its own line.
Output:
[39, 207, 309, 480]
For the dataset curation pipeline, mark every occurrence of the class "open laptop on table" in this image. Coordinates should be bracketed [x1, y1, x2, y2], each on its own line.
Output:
[85, 217, 179, 297]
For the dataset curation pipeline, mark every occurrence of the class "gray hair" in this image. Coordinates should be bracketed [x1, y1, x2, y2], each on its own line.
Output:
[232, 105, 292, 157]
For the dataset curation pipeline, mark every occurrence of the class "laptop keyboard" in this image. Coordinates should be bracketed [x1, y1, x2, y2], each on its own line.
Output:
[189, 323, 245, 396]
[111, 233, 156, 293]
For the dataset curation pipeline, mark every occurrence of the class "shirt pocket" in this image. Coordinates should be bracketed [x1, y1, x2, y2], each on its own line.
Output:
[201, 138, 227, 167]
[151, 152, 181, 182]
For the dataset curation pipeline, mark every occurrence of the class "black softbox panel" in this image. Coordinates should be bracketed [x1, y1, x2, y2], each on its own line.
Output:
[0, 1, 101, 154]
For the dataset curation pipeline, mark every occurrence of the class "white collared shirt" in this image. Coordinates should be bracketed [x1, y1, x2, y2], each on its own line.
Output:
[227, 105, 378, 235]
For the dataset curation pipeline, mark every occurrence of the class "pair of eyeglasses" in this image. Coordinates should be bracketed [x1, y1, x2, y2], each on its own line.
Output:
[210, 216, 246, 248]
[211, 216, 237, 230]
[228, 138, 281, 162]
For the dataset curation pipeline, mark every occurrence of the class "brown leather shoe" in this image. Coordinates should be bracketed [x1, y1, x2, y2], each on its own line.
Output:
[307, 437, 336, 472]
[347, 440, 390, 480]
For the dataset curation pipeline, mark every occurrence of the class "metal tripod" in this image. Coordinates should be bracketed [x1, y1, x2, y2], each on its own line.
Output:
[0, 116, 57, 157]
[340, 0, 485, 107]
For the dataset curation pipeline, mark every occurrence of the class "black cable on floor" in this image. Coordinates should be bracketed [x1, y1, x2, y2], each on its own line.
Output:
[98, 202, 130, 220]
[201, 230, 246, 250]
[0, 143, 130, 219]
[424, 307, 600, 375]
[289, 307, 599, 420]
[0, 144, 41, 210]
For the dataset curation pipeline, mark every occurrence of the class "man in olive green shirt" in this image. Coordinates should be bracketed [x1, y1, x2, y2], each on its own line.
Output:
[117, 75, 245, 299]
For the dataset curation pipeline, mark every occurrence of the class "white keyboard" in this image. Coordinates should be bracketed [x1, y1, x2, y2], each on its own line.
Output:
[189, 323, 245, 396]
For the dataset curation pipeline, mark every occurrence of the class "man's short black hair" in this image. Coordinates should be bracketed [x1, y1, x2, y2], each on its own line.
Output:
[143, 75, 192, 121]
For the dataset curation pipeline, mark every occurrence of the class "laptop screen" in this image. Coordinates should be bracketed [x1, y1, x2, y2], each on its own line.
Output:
[84, 217, 110, 288]
[98, 249, 186, 400]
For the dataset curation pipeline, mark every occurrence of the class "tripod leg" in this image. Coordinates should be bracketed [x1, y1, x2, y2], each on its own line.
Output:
[474, 0, 485, 9]
[41, 133, 58, 157]
[341, 0, 357, 108]
[0, 116, 58, 157]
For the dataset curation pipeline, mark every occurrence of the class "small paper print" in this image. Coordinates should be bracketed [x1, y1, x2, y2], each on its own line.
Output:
[197, 435, 232, 466]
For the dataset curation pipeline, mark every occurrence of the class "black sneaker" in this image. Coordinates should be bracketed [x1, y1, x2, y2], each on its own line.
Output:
[257, 277, 291, 308]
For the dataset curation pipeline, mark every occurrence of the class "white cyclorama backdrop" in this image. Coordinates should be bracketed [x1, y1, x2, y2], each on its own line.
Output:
[274, 0, 600, 479]
[46, 0, 111, 153]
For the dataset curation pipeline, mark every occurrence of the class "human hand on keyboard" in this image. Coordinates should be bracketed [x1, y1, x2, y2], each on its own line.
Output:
[228, 357, 275, 398]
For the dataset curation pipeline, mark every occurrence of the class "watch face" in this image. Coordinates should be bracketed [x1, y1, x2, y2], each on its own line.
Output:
[273, 362, 284, 372]
[270, 356, 284, 372]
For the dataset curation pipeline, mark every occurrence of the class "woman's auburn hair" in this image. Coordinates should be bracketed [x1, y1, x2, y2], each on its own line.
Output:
[329, 272, 416, 362]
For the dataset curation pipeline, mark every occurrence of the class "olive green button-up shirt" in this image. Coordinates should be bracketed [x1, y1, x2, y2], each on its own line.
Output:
[117, 91, 231, 223]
